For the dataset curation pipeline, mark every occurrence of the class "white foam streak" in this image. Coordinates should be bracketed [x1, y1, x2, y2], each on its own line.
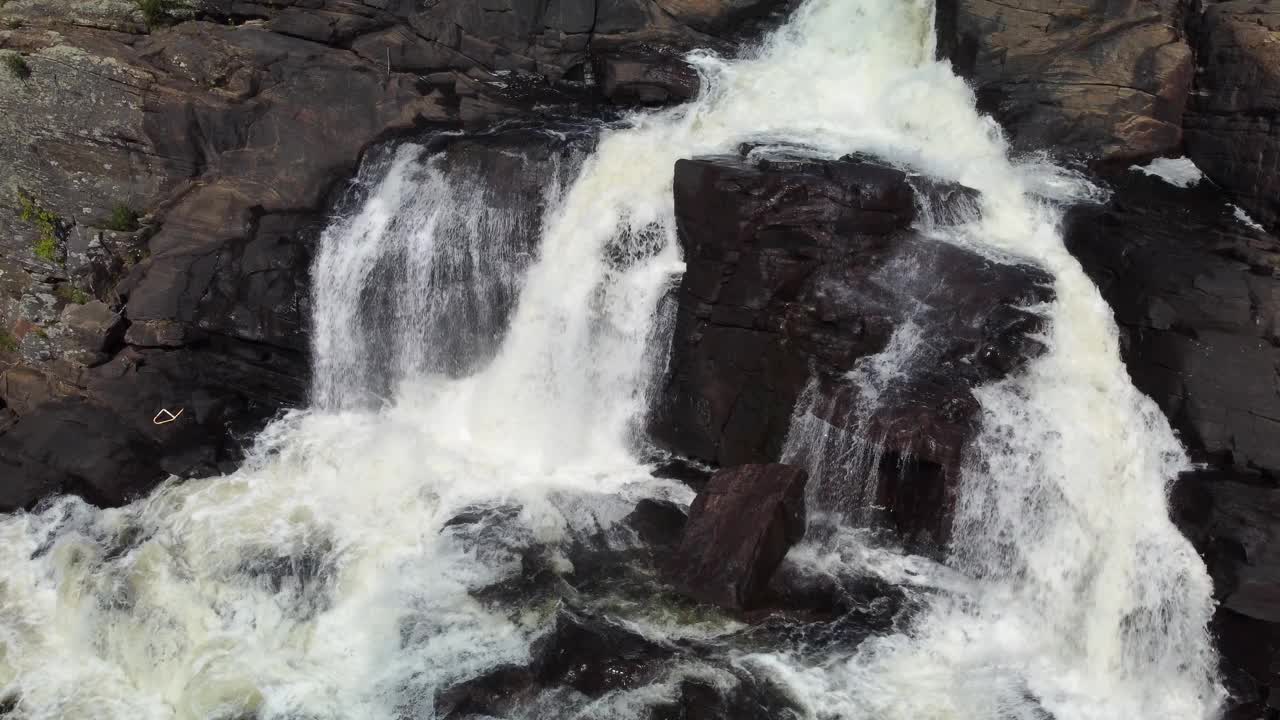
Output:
[1131, 156, 1206, 188]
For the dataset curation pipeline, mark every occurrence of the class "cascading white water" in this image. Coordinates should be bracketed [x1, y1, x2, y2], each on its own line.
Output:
[311, 143, 552, 407]
[0, 0, 1220, 718]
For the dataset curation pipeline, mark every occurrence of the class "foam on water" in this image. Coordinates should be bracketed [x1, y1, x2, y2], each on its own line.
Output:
[0, 0, 1219, 718]
[1132, 156, 1206, 188]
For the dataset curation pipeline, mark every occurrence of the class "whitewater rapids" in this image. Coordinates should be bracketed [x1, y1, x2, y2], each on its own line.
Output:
[0, 0, 1220, 719]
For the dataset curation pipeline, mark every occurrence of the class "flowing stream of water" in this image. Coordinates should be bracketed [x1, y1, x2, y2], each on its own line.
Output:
[0, 0, 1220, 718]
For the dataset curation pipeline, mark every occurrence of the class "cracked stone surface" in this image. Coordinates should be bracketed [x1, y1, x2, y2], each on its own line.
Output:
[1185, 0, 1280, 233]
[935, 0, 1194, 163]
[0, 0, 794, 505]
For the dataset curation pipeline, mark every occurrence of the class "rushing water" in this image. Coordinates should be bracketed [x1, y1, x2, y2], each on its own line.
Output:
[0, 0, 1221, 718]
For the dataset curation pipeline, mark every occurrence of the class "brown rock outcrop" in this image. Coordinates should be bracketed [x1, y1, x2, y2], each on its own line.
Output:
[936, 0, 1193, 163]
[669, 463, 808, 610]
[1185, 0, 1280, 233]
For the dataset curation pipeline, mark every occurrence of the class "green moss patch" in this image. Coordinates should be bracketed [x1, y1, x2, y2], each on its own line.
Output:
[17, 191, 63, 263]
[136, 0, 178, 29]
[55, 284, 90, 304]
[2, 52, 29, 80]
[104, 204, 140, 232]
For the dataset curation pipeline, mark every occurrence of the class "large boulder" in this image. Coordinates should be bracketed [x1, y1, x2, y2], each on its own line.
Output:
[935, 0, 1193, 162]
[669, 463, 807, 610]
[1184, 0, 1280, 233]
[650, 150, 1053, 546]
[1064, 168, 1280, 716]
[0, 399, 166, 511]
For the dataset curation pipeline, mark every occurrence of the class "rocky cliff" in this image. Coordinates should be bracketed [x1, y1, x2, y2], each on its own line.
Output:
[0, 0, 793, 507]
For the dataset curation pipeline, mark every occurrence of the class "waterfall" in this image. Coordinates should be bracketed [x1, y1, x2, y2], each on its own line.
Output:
[310, 142, 560, 408]
[0, 0, 1219, 719]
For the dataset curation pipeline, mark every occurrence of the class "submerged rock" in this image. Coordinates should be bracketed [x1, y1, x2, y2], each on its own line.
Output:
[669, 463, 807, 610]
[435, 605, 674, 718]
[626, 498, 689, 549]
[651, 674, 803, 720]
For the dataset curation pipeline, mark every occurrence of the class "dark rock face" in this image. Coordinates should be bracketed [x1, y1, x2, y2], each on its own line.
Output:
[534, 606, 673, 697]
[933, 0, 1278, 233]
[0, 399, 165, 512]
[1064, 169, 1280, 715]
[669, 463, 807, 610]
[626, 498, 689, 548]
[935, 0, 1193, 163]
[651, 151, 1053, 546]
[1065, 171, 1280, 480]
[1184, 0, 1280, 233]
[0, 0, 790, 509]
[598, 49, 702, 105]
[436, 604, 805, 720]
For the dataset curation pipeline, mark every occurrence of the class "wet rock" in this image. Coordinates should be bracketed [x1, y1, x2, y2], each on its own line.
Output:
[670, 463, 807, 610]
[0, 399, 166, 511]
[1174, 470, 1280, 714]
[935, 0, 1193, 162]
[650, 456, 716, 491]
[1065, 170, 1280, 479]
[436, 605, 673, 718]
[236, 536, 339, 621]
[1214, 605, 1280, 720]
[1066, 168, 1280, 716]
[435, 664, 538, 719]
[439, 503, 560, 603]
[651, 151, 1052, 546]
[626, 498, 689, 549]
[443, 503, 525, 531]
[598, 49, 701, 105]
[651, 673, 803, 720]
[536, 605, 673, 695]
[355, 128, 594, 382]
[1184, 0, 1280, 233]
